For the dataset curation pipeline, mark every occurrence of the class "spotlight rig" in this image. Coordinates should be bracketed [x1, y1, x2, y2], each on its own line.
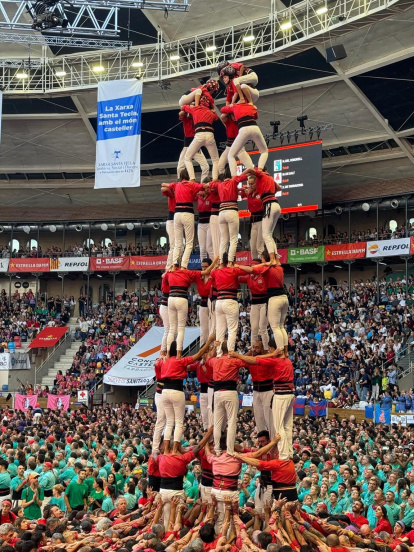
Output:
[29, 0, 70, 31]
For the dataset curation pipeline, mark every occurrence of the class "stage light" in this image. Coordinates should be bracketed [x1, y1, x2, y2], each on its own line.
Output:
[335, 206, 343, 215]
[169, 54, 180, 61]
[97, 274, 103, 278]
[361, 203, 370, 212]
[55, 69, 66, 77]
[75, 225, 82, 232]
[49, 225, 57, 232]
[391, 199, 399, 209]
[92, 65, 105, 73]
[280, 20, 292, 30]
[126, 223, 135, 231]
[22, 226, 30, 234]
[16, 72, 28, 79]
[131, 61, 144, 68]
[206, 45, 217, 52]
[379, 262, 387, 266]
[334, 265, 342, 269]
[243, 35, 255, 42]
[316, 4, 328, 14]
[101, 223, 108, 231]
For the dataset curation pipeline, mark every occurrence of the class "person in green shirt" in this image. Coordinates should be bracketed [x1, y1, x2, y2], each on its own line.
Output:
[84, 466, 95, 494]
[38, 462, 56, 503]
[11, 465, 27, 505]
[0, 459, 11, 499]
[327, 491, 343, 515]
[21, 473, 44, 520]
[64, 469, 88, 512]
[88, 478, 104, 511]
[385, 491, 401, 527]
[123, 480, 137, 510]
[49, 484, 66, 513]
[101, 484, 116, 513]
[302, 494, 315, 513]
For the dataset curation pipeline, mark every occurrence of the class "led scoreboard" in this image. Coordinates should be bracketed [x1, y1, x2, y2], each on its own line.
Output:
[237, 140, 322, 213]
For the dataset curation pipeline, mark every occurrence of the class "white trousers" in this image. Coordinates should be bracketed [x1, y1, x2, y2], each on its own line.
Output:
[199, 304, 210, 347]
[218, 145, 253, 174]
[159, 304, 170, 352]
[213, 390, 239, 455]
[185, 132, 219, 181]
[162, 388, 185, 443]
[167, 297, 188, 352]
[228, 126, 268, 176]
[210, 214, 220, 258]
[218, 209, 239, 263]
[200, 484, 212, 503]
[254, 484, 273, 514]
[268, 295, 289, 348]
[199, 391, 209, 430]
[233, 72, 258, 89]
[160, 489, 185, 529]
[179, 88, 201, 107]
[177, 146, 209, 182]
[198, 223, 213, 261]
[207, 386, 214, 428]
[211, 488, 239, 533]
[152, 391, 166, 453]
[166, 219, 175, 270]
[253, 389, 274, 435]
[250, 302, 269, 350]
[173, 212, 194, 269]
[216, 299, 239, 353]
[209, 299, 216, 337]
[272, 394, 294, 460]
[250, 220, 264, 260]
[262, 203, 281, 255]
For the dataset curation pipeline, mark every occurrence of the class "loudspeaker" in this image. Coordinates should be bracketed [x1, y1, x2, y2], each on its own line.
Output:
[326, 44, 347, 62]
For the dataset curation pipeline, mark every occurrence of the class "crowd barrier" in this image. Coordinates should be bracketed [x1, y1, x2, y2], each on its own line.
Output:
[0, 237, 413, 273]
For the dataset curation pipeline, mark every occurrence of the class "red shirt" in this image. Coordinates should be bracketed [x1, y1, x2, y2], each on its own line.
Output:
[255, 169, 280, 203]
[206, 355, 244, 382]
[147, 455, 160, 477]
[374, 519, 393, 534]
[257, 357, 293, 388]
[191, 360, 209, 384]
[253, 264, 284, 290]
[346, 513, 369, 528]
[169, 180, 204, 207]
[209, 175, 244, 206]
[211, 266, 245, 301]
[223, 114, 239, 139]
[179, 112, 195, 138]
[164, 268, 199, 297]
[195, 273, 213, 299]
[181, 105, 218, 129]
[162, 188, 176, 212]
[156, 450, 195, 478]
[238, 272, 267, 299]
[160, 356, 194, 380]
[247, 360, 275, 383]
[240, 188, 263, 214]
[197, 195, 212, 221]
[221, 104, 258, 126]
[154, 358, 164, 380]
[258, 459, 296, 485]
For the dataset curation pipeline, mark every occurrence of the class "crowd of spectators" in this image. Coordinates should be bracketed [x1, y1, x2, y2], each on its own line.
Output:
[1, 404, 414, 552]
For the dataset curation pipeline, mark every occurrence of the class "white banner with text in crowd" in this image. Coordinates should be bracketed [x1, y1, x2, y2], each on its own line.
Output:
[366, 238, 411, 257]
[49, 257, 89, 271]
[104, 326, 200, 386]
[95, 79, 142, 189]
[0, 352, 30, 370]
[0, 259, 9, 272]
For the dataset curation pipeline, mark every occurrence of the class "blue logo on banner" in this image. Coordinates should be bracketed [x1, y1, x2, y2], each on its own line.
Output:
[187, 255, 201, 269]
[97, 94, 142, 141]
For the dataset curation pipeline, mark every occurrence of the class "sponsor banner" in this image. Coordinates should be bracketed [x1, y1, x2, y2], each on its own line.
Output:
[50, 257, 89, 271]
[9, 258, 50, 272]
[0, 259, 9, 273]
[15, 394, 38, 412]
[391, 414, 407, 427]
[325, 243, 367, 260]
[187, 251, 252, 269]
[278, 248, 288, 264]
[95, 79, 142, 189]
[10, 352, 30, 370]
[366, 238, 411, 257]
[411, 237, 414, 255]
[242, 394, 253, 407]
[29, 327, 69, 348]
[129, 255, 168, 271]
[288, 245, 325, 263]
[104, 326, 200, 386]
[375, 403, 391, 424]
[90, 256, 130, 271]
[47, 394, 70, 411]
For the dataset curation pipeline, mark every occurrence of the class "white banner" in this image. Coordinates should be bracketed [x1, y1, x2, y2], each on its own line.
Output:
[77, 390, 89, 403]
[104, 326, 200, 386]
[50, 257, 89, 272]
[366, 238, 411, 257]
[391, 414, 407, 427]
[0, 259, 9, 273]
[95, 79, 142, 189]
[0, 352, 30, 370]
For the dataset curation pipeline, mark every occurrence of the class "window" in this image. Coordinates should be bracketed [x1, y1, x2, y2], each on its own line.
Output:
[84, 238, 94, 247]
[158, 236, 167, 248]
[387, 220, 398, 232]
[101, 238, 112, 247]
[26, 239, 38, 250]
[306, 227, 317, 240]
[324, 224, 335, 238]
[9, 239, 19, 252]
